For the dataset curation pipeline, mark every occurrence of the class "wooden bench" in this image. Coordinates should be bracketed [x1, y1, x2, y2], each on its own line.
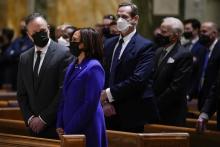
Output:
[0, 92, 17, 100]
[144, 124, 220, 147]
[107, 130, 189, 147]
[0, 100, 9, 107]
[0, 132, 85, 147]
[186, 118, 217, 130]
[61, 135, 86, 147]
[0, 107, 23, 120]
[187, 110, 217, 120]
[0, 118, 28, 135]
[0, 118, 190, 147]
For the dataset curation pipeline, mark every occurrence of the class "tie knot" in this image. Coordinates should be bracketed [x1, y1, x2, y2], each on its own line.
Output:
[36, 50, 42, 56]
[119, 38, 124, 44]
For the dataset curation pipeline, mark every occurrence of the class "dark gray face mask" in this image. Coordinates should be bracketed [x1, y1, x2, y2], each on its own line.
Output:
[32, 30, 49, 47]
[154, 34, 171, 47]
[199, 34, 211, 46]
[183, 32, 193, 39]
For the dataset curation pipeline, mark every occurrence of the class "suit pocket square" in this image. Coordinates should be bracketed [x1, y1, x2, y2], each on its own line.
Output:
[167, 57, 175, 63]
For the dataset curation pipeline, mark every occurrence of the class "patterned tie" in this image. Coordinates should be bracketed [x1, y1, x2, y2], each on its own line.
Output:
[158, 49, 167, 66]
[33, 51, 42, 91]
[109, 38, 124, 86]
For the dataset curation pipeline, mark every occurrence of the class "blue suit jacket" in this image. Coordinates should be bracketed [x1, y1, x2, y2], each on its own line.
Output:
[187, 41, 206, 99]
[57, 59, 107, 147]
[104, 33, 159, 129]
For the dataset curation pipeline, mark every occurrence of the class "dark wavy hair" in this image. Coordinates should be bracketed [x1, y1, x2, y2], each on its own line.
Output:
[80, 28, 103, 64]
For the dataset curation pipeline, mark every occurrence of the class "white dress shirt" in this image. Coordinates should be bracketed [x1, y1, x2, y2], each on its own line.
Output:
[33, 39, 51, 74]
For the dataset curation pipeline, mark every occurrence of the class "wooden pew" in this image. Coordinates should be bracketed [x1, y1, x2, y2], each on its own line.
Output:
[107, 130, 189, 147]
[0, 118, 190, 147]
[0, 107, 23, 120]
[0, 132, 60, 147]
[0, 118, 28, 136]
[0, 100, 9, 107]
[61, 135, 86, 147]
[0, 132, 86, 147]
[186, 118, 217, 130]
[0, 92, 17, 100]
[187, 110, 217, 121]
[144, 124, 220, 147]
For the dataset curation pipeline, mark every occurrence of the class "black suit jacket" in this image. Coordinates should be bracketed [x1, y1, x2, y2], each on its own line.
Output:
[104, 33, 159, 130]
[201, 68, 220, 130]
[17, 40, 72, 127]
[153, 42, 193, 125]
[198, 40, 220, 110]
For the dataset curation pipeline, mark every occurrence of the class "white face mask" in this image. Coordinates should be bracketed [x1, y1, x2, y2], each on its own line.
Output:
[117, 18, 131, 33]
[58, 36, 70, 47]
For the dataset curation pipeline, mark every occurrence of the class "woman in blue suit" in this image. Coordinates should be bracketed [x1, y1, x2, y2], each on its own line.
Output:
[56, 28, 107, 147]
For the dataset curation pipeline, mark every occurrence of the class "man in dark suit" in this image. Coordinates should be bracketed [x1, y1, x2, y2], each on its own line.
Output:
[196, 69, 220, 132]
[196, 22, 220, 132]
[101, 2, 159, 133]
[17, 13, 72, 139]
[196, 22, 220, 111]
[153, 17, 193, 126]
[182, 19, 206, 101]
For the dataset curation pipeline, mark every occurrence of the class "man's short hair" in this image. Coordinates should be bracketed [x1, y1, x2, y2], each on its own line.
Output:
[25, 12, 47, 26]
[118, 2, 138, 17]
[183, 18, 201, 30]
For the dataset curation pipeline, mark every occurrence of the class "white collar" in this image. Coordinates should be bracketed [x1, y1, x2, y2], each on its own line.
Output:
[209, 38, 218, 52]
[191, 36, 199, 44]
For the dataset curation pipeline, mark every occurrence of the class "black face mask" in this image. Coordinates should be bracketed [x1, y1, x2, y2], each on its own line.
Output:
[103, 27, 115, 38]
[69, 41, 82, 57]
[183, 32, 193, 39]
[32, 31, 49, 48]
[154, 34, 171, 47]
[20, 28, 27, 37]
[199, 34, 211, 46]
[103, 27, 110, 35]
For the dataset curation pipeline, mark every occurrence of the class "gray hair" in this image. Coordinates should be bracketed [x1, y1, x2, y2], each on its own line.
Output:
[162, 17, 184, 36]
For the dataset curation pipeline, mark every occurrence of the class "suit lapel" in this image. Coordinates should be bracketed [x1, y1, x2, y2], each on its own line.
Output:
[154, 47, 164, 67]
[208, 40, 220, 64]
[154, 43, 179, 78]
[38, 41, 55, 86]
[117, 33, 136, 66]
[105, 37, 119, 67]
[65, 60, 88, 88]
[27, 48, 35, 93]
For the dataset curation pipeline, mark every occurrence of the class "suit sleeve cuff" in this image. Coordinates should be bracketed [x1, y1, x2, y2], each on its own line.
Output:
[38, 115, 47, 124]
[28, 115, 34, 125]
[106, 88, 114, 102]
[199, 112, 209, 120]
